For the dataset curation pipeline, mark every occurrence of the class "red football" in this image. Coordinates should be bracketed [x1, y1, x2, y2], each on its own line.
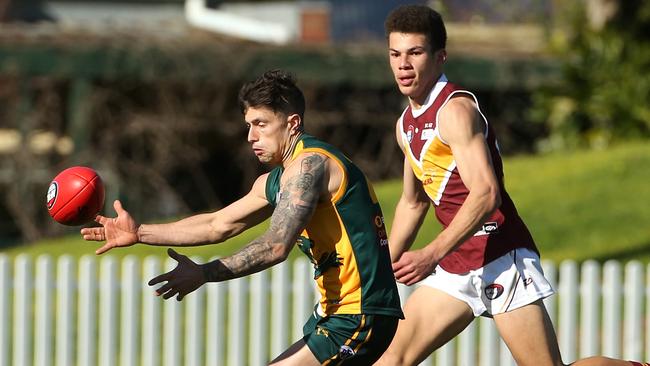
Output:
[46, 166, 105, 226]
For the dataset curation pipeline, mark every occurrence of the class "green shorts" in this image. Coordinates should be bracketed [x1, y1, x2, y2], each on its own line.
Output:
[302, 311, 399, 365]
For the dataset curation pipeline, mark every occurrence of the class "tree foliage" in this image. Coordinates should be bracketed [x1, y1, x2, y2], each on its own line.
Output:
[531, 0, 650, 151]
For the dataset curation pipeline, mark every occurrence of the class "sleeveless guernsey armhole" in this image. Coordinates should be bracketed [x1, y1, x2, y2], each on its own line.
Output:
[264, 167, 283, 207]
[436, 90, 489, 146]
[299, 147, 348, 204]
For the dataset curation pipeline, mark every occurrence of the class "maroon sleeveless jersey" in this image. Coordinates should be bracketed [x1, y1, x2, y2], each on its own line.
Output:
[398, 75, 538, 274]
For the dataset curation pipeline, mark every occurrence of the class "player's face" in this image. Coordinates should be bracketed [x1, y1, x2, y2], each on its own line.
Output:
[388, 32, 446, 108]
[244, 106, 295, 165]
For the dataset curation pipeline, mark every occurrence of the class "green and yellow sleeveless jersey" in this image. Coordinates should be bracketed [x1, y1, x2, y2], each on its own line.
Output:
[265, 134, 403, 318]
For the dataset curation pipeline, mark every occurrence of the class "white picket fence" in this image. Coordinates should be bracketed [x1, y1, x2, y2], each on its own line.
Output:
[1, 254, 649, 366]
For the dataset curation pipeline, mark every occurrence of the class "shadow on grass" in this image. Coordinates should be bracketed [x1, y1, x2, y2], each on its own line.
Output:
[585, 241, 650, 263]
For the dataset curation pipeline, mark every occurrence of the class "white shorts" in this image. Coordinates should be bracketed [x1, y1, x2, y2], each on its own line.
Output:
[419, 247, 555, 317]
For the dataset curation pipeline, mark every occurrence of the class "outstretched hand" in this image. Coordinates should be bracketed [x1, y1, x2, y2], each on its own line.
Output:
[392, 247, 439, 286]
[148, 248, 206, 301]
[80, 200, 139, 255]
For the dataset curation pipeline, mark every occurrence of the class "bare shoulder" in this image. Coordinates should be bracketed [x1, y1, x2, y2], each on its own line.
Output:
[440, 94, 478, 120]
[438, 95, 484, 144]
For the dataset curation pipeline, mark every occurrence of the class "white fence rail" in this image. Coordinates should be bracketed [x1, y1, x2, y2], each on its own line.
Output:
[0, 254, 649, 366]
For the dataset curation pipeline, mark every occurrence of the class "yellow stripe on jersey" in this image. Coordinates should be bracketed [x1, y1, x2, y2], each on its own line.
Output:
[305, 203, 362, 314]
[403, 133, 456, 205]
[294, 146, 361, 314]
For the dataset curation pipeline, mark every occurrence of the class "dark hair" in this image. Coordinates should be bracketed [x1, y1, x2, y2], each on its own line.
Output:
[238, 69, 306, 120]
[384, 5, 447, 52]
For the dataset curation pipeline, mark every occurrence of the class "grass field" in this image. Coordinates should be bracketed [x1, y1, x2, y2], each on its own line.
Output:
[3, 141, 650, 264]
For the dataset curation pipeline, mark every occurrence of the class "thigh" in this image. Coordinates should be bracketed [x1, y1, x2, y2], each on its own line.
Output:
[376, 286, 474, 366]
[269, 339, 321, 366]
[494, 299, 563, 366]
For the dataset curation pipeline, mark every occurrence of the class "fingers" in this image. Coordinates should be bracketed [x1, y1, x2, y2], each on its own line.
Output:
[113, 200, 126, 215]
[94, 214, 108, 225]
[80, 227, 106, 241]
[95, 243, 114, 255]
[167, 248, 180, 260]
[148, 271, 171, 287]
[167, 248, 189, 264]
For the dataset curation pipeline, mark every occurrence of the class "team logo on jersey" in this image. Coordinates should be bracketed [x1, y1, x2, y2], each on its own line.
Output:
[406, 125, 415, 143]
[339, 345, 356, 359]
[484, 284, 504, 300]
[46, 181, 58, 210]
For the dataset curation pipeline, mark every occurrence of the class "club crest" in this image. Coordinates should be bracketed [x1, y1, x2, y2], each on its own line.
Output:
[484, 283, 504, 300]
[406, 125, 415, 143]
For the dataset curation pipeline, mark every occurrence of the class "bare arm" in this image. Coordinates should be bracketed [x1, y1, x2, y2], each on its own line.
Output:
[388, 121, 430, 262]
[201, 153, 328, 282]
[427, 96, 501, 261]
[83, 175, 272, 254]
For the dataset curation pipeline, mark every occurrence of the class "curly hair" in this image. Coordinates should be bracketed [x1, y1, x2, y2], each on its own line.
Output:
[384, 5, 447, 52]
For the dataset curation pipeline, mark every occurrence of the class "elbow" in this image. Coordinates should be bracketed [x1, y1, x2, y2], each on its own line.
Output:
[271, 242, 291, 263]
[486, 186, 501, 214]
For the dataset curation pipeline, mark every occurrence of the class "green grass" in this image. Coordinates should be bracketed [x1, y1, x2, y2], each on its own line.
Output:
[3, 141, 650, 264]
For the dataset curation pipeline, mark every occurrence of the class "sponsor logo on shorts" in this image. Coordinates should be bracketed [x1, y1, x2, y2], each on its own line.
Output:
[339, 345, 355, 359]
[523, 277, 533, 287]
[474, 222, 499, 236]
[484, 284, 504, 300]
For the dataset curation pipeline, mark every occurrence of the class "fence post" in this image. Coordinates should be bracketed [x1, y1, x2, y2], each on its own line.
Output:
[121, 255, 141, 366]
[35, 255, 54, 366]
[185, 257, 205, 366]
[78, 255, 97, 366]
[603, 260, 622, 358]
[163, 257, 183, 366]
[542, 260, 558, 327]
[559, 260, 578, 363]
[436, 337, 455, 366]
[458, 320, 477, 365]
[251, 269, 269, 366]
[479, 316, 499, 366]
[271, 261, 290, 358]
[580, 260, 600, 357]
[55, 256, 75, 366]
[14, 254, 33, 366]
[99, 256, 118, 366]
[228, 276, 248, 366]
[624, 261, 644, 360]
[292, 258, 313, 342]
[142, 256, 162, 366]
[205, 256, 226, 366]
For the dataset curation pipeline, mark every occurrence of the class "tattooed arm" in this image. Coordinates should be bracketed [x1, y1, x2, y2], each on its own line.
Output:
[148, 152, 331, 300]
[204, 153, 329, 281]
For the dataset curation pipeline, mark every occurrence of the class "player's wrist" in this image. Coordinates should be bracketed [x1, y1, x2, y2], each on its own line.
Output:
[134, 224, 145, 244]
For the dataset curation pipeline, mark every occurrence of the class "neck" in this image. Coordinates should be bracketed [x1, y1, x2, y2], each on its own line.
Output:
[410, 72, 442, 109]
[281, 132, 303, 167]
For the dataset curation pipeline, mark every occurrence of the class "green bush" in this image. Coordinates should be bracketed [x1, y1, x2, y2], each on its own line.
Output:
[531, 0, 650, 151]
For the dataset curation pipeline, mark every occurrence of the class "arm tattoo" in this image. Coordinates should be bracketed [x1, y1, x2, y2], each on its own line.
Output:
[203, 154, 327, 282]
